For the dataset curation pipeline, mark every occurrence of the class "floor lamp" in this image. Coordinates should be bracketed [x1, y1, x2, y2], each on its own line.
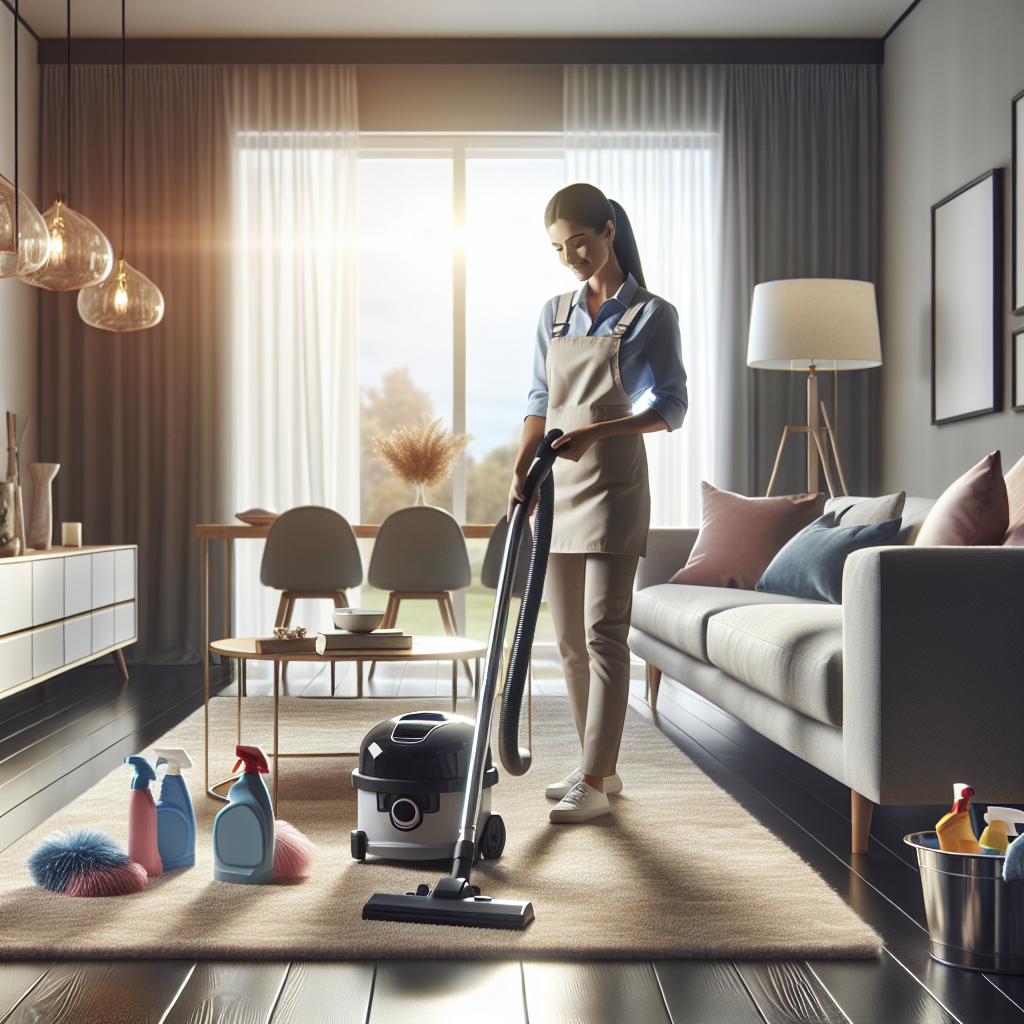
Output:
[746, 279, 882, 497]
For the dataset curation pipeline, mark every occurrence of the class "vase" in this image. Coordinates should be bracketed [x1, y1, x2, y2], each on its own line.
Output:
[27, 463, 59, 550]
[0, 482, 18, 557]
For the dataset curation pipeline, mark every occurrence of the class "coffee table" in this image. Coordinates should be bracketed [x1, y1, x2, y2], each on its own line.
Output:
[206, 635, 487, 810]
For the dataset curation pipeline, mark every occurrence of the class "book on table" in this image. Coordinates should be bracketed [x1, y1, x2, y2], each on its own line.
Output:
[315, 629, 414, 655]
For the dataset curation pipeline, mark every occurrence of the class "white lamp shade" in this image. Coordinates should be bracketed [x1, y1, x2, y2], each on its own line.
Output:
[746, 278, 882, 370]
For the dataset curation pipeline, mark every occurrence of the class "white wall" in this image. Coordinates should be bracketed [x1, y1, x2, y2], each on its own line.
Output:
[882, 0, 1024, 495]
[0, 13, 39, 480]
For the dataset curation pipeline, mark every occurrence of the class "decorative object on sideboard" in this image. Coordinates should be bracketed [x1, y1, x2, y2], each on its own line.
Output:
[932, 169, 1004, 425]
[27, 463, 60, 550]
[5, 412, 27, 553]
[18, 0, 115, 292]
[373, 416, 473, 505]
[0, 0, 50, 279]
[61, 521, 83, 547]
[0, 482, 17, 557]
[235, 507, 279, 527]
[747, 278, 881, 497]
[76, 0, 164, 332]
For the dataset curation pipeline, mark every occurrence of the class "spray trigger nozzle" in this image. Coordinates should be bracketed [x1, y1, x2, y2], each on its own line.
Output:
[233, 745, 270, 774]
[153, 748, 193, 774]
[125, 755, 157, 789]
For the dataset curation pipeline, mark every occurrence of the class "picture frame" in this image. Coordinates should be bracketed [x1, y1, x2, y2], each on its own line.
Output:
[1013, 327, 1024, 411]
[931, 168, 1004, 425]
[1013, 90, 1024, 312]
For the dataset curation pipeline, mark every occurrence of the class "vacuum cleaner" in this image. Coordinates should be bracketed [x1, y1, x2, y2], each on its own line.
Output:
[360, 428, 562, 930]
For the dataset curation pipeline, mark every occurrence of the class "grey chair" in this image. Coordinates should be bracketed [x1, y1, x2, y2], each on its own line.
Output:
[367, 506, 472, 681]
[261, 506, 363, 689]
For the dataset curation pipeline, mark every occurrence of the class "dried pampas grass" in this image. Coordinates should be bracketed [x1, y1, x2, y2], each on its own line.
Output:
[373, 417, 473, 500]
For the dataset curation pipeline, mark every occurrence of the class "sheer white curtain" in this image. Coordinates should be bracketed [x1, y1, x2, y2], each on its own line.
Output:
[229, 67, 360, 645]
[565, 66, 725, 527]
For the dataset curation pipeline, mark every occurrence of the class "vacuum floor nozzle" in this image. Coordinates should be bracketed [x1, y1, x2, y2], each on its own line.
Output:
[362, 881, 534, 930]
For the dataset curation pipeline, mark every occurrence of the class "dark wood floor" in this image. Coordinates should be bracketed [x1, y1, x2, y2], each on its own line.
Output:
[1, 657, 1021, 1023]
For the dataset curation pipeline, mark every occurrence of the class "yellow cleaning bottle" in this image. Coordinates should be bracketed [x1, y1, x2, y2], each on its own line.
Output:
[936, 784, 983, 854]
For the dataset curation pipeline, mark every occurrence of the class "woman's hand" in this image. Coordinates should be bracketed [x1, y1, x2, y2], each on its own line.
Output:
[551, 423, 606, 463]
[507, 472, 526, 522]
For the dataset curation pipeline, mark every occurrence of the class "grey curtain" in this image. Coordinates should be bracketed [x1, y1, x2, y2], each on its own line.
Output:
[721, 65, 881, 497]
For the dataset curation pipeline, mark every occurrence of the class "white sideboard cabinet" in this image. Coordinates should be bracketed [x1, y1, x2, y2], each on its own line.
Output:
[0, 545, 138, 699]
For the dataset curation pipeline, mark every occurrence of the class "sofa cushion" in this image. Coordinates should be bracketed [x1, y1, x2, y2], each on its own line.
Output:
[835, 491, 905, 526]
[706, 604, 844, 727]
[826, 494, 935, 545]
[916, 451, 1009, 546]
[631, 583, 825, 664]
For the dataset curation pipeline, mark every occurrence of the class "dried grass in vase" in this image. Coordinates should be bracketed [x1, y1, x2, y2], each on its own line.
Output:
[373, 417, 474, 505]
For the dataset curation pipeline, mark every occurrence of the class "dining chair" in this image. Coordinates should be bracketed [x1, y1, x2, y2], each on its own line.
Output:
[367, 505, 472, 683]
[260, 506, 363, 691]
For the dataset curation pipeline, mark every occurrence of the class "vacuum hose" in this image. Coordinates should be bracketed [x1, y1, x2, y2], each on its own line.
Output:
[498, 441, 557, 776]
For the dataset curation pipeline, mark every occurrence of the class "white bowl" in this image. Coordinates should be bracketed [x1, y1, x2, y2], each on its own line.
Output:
[332, 608, 386, 633]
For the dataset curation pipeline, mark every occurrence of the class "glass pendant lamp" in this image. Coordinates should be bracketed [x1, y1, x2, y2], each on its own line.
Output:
[20, 0, 114, 291]
[77, 0, 163, 331]
[0, 0, 50, 280]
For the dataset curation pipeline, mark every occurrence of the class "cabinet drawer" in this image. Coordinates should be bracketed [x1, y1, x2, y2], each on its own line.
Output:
[0, 633, 32, 692]
[32, 559, 64, 626]
[33, 623, 64, 677]
[64, 554, 93, 617]
[114, 603, 135, 644]
[92, 608, 114, 653]
[114, 549, 135, 602]
[0, 561, 31, 635]
[64, 615, 92, 664]
[92, 552, 115, 609]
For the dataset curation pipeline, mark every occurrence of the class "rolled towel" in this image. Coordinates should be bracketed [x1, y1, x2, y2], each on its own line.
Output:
[28, 829, 148, 897]
[274, 820, 318, 879]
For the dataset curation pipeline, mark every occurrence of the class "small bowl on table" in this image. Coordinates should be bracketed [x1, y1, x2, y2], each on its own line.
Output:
[332, 608, 386, 633]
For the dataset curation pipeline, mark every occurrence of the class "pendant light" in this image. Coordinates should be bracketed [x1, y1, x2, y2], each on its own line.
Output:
[0, 0, 51, 279]
[77, 0, 163, 331]
[20, 0, 114, 291]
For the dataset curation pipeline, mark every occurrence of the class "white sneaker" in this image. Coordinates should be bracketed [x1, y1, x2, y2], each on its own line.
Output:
[549, 781, 611, 823]
[545, 767, 622, 800]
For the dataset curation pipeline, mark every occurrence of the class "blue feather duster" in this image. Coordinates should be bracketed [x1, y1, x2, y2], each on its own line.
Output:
[28, 829, 147, 896]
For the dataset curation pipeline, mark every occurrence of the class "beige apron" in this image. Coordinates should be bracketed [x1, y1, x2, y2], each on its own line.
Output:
[545, 289, 651, 557]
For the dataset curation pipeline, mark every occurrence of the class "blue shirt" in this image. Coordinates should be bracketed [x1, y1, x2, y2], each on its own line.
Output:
[526, 273, 688, 431]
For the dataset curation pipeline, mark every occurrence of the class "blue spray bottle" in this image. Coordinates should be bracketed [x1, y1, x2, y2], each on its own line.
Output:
[212, 744, 275, 884]
[153, 747, 196, 870]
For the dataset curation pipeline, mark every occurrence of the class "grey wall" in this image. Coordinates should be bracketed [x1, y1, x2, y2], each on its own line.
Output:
[0, 18, 39, 492]
[882, 0, 1024, 496]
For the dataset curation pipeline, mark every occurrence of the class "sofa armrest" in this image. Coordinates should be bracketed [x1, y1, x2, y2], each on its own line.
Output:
[843, 545, 1024, 805]
[636, 528, 700, 590]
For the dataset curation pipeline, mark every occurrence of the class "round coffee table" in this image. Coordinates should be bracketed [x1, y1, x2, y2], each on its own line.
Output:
[206, 635, 488, 809]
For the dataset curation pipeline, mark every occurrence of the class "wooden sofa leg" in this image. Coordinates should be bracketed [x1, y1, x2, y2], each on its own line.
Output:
[645, 663, 662, 710]
[851, 790, 873, 854]
[113, 648, 129, 683]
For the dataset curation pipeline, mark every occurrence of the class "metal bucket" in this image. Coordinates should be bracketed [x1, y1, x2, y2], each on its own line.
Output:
[906, 831, 1024, 975]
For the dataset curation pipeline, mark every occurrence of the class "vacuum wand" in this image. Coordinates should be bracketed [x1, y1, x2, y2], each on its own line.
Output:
[361, 428, 562, 930]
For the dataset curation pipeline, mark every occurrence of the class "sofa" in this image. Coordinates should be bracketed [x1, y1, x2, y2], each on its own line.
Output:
[628, 495, 1024, 853]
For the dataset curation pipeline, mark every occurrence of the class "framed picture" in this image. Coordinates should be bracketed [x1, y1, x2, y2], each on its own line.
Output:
[1013, 327, 1024, 410]
[1013, 91, 1024, 312]
[931, 168, 1004, 425]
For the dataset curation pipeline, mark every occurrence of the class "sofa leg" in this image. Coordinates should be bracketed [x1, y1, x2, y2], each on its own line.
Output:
[851, 790, 873, 854]
[645, 663, 662, 710]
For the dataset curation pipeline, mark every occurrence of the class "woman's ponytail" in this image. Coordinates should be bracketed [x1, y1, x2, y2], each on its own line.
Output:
[608, 200, 645, 289]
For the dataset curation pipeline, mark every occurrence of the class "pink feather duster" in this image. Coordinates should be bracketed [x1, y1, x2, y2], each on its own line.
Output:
[273, 820, 318, 879]
[64, 862, 149, 897]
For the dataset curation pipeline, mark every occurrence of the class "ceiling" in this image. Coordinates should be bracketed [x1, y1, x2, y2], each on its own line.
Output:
[18, 0, 912, 41]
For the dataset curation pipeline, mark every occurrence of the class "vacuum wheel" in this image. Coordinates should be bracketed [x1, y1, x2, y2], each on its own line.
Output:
[351, 829, 367, 861]
[478, 813, 506, 860]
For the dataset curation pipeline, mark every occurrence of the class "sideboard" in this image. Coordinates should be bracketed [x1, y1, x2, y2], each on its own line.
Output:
[0, 545, 137, 699]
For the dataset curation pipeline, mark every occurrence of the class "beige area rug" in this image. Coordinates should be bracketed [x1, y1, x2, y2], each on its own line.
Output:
[0, 696, 881, 960]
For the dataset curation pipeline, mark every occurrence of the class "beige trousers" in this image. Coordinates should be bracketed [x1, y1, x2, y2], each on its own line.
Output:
[545, 552, 640, 779]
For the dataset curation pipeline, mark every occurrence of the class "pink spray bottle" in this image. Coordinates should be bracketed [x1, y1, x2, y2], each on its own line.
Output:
[125, 755, 163, 877]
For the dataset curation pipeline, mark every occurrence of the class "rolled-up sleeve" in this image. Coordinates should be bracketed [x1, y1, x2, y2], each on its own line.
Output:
[525, 300, 555, 419]
[644, 303, 688, 432]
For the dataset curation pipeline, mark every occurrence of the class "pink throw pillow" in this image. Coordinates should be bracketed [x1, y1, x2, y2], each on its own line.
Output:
[669, 482, 826, 590]
[1004, 453, 1024, 538]
[915, 451, 1009, 546]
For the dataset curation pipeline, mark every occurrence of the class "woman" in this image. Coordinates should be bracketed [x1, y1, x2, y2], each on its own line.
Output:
[509, 183, 687, 823]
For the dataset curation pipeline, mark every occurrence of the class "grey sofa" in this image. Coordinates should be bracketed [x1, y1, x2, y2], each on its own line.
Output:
[628, 496, 1024, 853]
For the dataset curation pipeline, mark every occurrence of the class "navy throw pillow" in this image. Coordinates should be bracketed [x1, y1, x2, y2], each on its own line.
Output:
[755, 512, 902, 604]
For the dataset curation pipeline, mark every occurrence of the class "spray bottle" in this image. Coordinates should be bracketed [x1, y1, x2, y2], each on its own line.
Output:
[979, 806, 1024, 854]
[936, 783, 983, 854]
[212, 745, 275, 885]
[125, 755, 163, 877]
[153, 748, 196, 870]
